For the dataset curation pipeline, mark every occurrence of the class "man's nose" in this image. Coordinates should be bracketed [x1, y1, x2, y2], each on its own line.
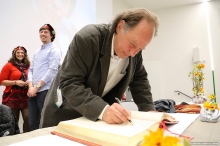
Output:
[130, 49, 138, 57]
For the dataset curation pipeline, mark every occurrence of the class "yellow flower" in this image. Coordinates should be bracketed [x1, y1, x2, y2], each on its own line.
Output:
[208, 94, 216, 100]
[192, 88, 197, 94]
[203, 77, 206, 80]
[197, 73, 201, 76]
[210, 106, 215, 110]
[200, 87, 203, 92]
[203, 101, 212, 109]
[163, 136, 183, 146]
[142, 128, 182, 146]
[203, 101, 218, 110]
[201, 63, 205, 69]
[143, 128, 163, 146]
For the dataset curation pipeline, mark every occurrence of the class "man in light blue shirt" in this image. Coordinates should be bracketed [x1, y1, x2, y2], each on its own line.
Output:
[28, 24, 62, 131]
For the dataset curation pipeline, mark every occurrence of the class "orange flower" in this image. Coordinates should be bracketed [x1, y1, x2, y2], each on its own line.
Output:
[194, 73, 197, 76]
[216, 104, 219, 110]
[200, 87, 203, 92]
[197, 65, 201, 68]
[201, 63, 205, 69]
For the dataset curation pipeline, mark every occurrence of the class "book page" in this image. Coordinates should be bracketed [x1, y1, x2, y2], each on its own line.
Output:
[63, 117, 156, 137]
[131, 111, 178, 123]
[131, 111, 165, 122]
[164, 113, 199, 137]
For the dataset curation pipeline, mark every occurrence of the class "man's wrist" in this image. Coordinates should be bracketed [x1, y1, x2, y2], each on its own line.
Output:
[35, 82, 42, 89]
[28, 86, 33, 90]
[98, 105, 109, 120]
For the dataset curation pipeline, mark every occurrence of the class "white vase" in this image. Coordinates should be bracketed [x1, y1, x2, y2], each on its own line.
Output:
[192, 95, 207, 104]
[200, 107, 220, 123]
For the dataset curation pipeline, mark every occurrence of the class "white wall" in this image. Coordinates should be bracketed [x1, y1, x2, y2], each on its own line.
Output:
[0, 0, 111, 104]
[208, 1, 220, 102]
[112, 1, 220, 102]
[112, 0, 164, 101]
[143, 1, 220, 102]
[113, 0, 132, 17]
[96, 0, 113, 24]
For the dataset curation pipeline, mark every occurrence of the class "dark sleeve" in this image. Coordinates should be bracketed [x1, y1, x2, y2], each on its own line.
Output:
[59, 33, 108, 121]
[129, 51, 156, 111]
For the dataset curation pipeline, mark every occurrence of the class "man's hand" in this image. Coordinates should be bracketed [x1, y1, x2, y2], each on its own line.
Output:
[27, 86, 38, 97]
[102, 103, 131, 124]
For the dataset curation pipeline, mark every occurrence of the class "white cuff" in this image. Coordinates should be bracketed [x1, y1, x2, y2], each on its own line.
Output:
[98, 105, 109, 120]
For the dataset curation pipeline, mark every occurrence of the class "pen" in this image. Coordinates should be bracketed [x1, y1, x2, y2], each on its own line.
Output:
[115, 97, 133, 125]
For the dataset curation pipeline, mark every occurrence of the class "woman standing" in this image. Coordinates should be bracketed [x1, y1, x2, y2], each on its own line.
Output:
[0, 46, 30, 132]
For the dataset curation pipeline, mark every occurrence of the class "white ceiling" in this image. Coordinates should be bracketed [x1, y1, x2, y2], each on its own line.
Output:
[123, 0, 215, 11]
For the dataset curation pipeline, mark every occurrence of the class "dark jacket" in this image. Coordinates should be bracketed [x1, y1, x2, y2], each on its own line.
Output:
[0, 104, 20, 137]
[40, 24, 155, 128]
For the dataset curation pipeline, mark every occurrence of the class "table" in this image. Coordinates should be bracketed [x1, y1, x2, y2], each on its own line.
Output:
[0, 115, 219, 146]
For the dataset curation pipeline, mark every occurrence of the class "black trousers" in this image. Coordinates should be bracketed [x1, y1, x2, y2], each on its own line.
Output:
[28, 90, 48, 131]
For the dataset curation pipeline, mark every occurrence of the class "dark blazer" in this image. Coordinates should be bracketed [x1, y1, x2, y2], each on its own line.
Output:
[40, 24, 155, 128]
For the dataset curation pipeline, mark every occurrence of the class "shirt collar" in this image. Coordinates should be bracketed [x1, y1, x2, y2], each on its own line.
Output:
[41, 42, 53, 49]
[111, 34, 120, 60]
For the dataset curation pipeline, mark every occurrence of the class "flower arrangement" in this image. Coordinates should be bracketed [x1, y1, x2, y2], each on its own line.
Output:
[137, 128, 191, 146]
[200, 94, 219, 122]
[203, 94, 219, 111]
[188, 63, 206, 96]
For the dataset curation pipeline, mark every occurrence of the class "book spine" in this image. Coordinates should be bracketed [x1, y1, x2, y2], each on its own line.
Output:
[51, 131, 102, 146]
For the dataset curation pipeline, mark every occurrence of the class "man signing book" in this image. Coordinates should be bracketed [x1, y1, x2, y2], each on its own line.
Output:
[40, 8, 159, 128]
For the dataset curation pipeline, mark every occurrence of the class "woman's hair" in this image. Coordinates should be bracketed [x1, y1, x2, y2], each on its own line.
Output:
[8, 51, 30, 66]
[110, 8, 159, 36]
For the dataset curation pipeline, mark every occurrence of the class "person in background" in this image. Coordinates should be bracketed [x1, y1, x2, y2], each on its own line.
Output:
[0, 46, 30, 133]
[27, 24, 62, 131]
[40, 8, 159, 128]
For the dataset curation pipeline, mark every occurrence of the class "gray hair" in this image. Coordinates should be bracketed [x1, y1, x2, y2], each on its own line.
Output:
[110, 8, 159, 36]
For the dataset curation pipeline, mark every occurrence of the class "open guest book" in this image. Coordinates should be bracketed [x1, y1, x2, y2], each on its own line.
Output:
[51, 111, 179, 146]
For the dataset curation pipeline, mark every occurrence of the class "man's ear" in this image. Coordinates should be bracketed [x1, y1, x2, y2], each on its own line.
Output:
[116, 20, 125, 33]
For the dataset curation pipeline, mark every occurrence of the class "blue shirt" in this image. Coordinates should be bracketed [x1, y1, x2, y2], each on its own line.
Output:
[28, 42, 62, 92]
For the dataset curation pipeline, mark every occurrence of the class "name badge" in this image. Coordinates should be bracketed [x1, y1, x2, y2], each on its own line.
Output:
[56, 86, 63, 108]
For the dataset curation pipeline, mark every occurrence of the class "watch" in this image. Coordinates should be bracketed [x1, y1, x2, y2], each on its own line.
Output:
[36, 83, 42, 88]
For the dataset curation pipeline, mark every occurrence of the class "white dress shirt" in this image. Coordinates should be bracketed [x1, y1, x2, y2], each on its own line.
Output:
[28, 42, 62, 92]
[98, 35, 129, 119]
